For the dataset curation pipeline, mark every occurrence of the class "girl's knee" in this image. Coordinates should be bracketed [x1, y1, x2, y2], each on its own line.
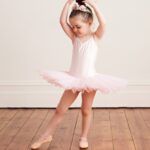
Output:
[70, 89, 80, 95]
[81, 90, 96, 97]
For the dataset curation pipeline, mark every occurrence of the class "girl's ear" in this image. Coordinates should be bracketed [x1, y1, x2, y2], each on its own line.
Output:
[88, 19, 93, 26]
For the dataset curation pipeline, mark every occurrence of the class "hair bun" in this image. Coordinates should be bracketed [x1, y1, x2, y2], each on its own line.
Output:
[76, 0, 85, 6]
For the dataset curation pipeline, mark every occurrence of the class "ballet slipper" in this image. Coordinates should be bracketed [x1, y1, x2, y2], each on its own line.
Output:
[30, 135, 53, 149]
[79, 137, 88, 148]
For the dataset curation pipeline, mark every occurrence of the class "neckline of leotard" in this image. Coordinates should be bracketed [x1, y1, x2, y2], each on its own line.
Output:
[76, 35, 93, 45]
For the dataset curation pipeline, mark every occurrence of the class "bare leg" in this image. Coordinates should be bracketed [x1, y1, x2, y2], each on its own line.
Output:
[39, 89, 80, 138]
[80, 90, 96, 138]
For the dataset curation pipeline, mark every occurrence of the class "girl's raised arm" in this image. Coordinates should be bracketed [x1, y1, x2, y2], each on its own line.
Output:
[84, 0, 106, 40]
[60, 0, 75, 41]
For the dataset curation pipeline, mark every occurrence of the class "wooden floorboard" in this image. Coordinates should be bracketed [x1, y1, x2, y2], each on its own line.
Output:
[0, 108, 150, 150]
[125, 109, 150, 150]
[0, 109, 33, 150]
[28, 109, 54, 150]
[0, 109, 17, 132]
[49, 109, 79, 150]
[93, 109, 113, 150]
[6, 109, 48, 150]
[110, 108, 135, 150]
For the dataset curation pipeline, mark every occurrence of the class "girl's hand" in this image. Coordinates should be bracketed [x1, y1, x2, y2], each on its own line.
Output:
[83, 0, 96, 7]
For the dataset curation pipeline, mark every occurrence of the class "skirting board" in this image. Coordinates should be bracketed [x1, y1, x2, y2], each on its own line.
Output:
[0, 81, 150, 107]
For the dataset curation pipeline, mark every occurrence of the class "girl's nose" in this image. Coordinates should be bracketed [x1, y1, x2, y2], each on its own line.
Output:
[73, 28, 77, 33]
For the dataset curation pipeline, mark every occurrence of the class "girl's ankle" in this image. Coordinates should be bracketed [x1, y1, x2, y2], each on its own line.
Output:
[40, 134, 53, 139]
[80, 137, 88, 140]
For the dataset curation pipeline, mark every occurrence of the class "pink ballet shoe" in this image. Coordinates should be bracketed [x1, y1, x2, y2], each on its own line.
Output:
[30, 135, 53, 149]
[79, 137, 88, 148]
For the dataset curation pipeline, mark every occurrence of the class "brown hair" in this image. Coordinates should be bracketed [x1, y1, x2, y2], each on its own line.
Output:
[69, 0, 93, 23]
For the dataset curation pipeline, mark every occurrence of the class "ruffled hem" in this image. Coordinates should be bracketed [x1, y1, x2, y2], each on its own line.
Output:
[39, 70, 128, 94]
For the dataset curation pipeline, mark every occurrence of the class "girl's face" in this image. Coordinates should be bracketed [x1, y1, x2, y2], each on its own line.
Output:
[69, 15, 92, 37]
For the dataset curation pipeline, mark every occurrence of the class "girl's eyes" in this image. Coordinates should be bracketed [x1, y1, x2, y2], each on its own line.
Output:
[72, 26, 81, 29]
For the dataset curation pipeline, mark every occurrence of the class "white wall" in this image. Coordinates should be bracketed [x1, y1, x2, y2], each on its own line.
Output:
[0, 0, 150, 107]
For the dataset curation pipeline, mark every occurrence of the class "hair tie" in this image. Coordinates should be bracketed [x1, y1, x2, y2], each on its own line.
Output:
[72, 2, 91, 13]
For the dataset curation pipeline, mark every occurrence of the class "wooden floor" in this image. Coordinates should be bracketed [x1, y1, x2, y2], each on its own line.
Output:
[0, 108, 150, 150]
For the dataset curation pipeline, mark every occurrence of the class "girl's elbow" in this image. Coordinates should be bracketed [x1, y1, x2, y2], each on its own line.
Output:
[59, 19, 63, 24]
[102, 23, 106, 31]
[60, 19, 66, 25]
[102, 21, 107, 27]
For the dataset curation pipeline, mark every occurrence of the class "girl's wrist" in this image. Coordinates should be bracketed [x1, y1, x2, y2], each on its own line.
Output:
[65, 1, 71, 8]
[89, 2, 97, 8]
[90, 3, 99, 11]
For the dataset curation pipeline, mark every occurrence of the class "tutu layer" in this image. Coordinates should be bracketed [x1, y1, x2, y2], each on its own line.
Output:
[40, 70, 128, 94]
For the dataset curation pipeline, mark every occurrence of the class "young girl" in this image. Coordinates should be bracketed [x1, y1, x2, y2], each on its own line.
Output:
[31, 0, 128, 149]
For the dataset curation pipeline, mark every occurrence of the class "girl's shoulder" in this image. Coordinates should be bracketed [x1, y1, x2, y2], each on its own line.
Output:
[71, 33, 99, 45]
[92, 33, 100, 44]
[71, 35, 77, 44]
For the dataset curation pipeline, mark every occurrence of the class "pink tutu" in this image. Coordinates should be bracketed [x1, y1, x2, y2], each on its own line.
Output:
[40, 70, 128, 94]
[40, 35, 128, 94]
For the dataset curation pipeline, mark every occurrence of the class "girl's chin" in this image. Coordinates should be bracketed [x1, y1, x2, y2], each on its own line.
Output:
[77, 34, 84, 37]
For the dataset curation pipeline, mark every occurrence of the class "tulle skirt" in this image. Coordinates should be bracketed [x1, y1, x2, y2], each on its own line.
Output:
[39, 70, 128, 94]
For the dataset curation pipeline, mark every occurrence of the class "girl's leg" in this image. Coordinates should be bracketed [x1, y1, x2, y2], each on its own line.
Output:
[80, 90, 96, 138]
[39, 89, 80, 139]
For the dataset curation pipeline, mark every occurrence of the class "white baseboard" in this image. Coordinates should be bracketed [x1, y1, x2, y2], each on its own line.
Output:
[0, 81, 150, 108]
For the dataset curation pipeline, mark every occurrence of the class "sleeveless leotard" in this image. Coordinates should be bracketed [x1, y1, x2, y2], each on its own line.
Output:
[68, 36, 97, 78]
[40, 35, 128, 93]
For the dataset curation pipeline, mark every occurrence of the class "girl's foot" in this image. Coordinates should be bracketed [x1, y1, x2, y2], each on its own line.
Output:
[30, 135, 53, 149]
[79, 137, 88, 148]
